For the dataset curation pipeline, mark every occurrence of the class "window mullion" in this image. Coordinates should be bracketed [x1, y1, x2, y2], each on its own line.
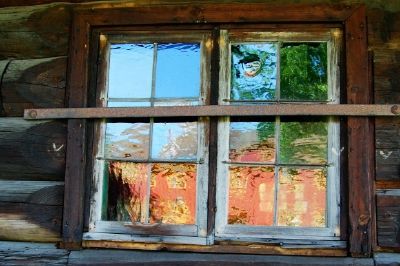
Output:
[273, 116, 281, 226]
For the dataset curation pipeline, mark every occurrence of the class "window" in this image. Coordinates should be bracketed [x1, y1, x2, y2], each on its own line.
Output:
[56, 4, 374, 256]
[85, 27, 342, 245]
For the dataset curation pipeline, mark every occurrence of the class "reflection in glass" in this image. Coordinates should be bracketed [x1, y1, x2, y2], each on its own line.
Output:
[228, 166, 275, 225]
[280, 43, 328, 101]
[105, 123, 150, 159]
[107, 161, 149, 222]
[277, 167, 326, 227]
[151, 122, 197, 160]
[108, 44, 153, 99]
[231, 43, 277, 101]
[106, 161, 196, 225]
[150, 163, 196, 224]
[280, 119, 327, 164]
[229, 122, 275, 163]
[156, 43, 200, 98]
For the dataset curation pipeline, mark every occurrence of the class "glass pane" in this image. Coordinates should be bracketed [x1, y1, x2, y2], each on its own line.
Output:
[155, 43, 200, 98]
[105, 123, 150, 159]
[154, 100, 199, 106]
[280, 43, 328, 101]
[107, 101, 151, 107]
[231, 43, 277, 101]
[107, 161, 149, 222]
[228, 166, 275, 225]
[229, 122, 275, 163]
[108, 44, 153, 99]
[151, 122, 197, 160]
[280, 119, 327, 164]
[277, 167, 327, 227]
[150, 163, 197, 224]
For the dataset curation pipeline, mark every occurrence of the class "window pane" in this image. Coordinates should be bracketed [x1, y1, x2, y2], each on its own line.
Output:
[155, 43, 200, 98]
[277, 167, 326, 227]
[107, 101, 151, 107]
[106, 161, 196, 225]
[150, 163, 196, 224]
[231, 43, 277, 101]
[107, 161, 148, 222]
[105, 123, 150, 159]
[151, 122, 197, 160]
[280, 119, 327, 164]
[228, 166, 275, 225]
[229, 122, 275, 163]
[280, 43, 328, 101]
[108, 44, 153, 99]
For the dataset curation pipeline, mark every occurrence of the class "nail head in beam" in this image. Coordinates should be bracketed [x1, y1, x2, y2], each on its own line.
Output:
[23, 104, 400, 120]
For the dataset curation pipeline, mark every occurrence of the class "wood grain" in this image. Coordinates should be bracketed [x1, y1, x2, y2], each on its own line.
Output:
[376, 194, 400, 247]
[1, 57, 67, 116]
[0, 181, 63, 242]
[0, 118, 66, 181]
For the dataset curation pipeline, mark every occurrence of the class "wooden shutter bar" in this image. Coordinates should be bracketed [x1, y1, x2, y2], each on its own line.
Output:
[24, 104, 400, 120]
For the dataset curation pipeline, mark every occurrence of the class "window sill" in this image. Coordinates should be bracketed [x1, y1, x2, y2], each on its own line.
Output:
[82, 233, 347, 257]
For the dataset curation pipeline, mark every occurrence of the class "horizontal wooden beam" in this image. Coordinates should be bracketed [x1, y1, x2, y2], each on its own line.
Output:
[24, 104, 400, 120]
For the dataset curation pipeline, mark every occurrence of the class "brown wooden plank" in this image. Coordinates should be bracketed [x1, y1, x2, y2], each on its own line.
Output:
[0, 118, 66, 181]
[0, 4, 71, 59]
[74, 3, 358, 26]
[23, 104, 400, 120]
[345, 5, 375, 257]
[2, 57, 67, 117]
[376, 181, 400, 189]
[61, 12, 90, 249]
[376, 193, 400, 248]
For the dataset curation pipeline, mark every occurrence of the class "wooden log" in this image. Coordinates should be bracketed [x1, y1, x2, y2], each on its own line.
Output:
[0, 118, 66, 181]
[1, 57, 66, 117]
[0, 180, 63, 204]
[376, 117, 400, 149]
[368, 9, 400, 49]
[374, 58, 400, 104]
[376, 149, 400, 181]
[0, 241, 69, 265]
[376, 192, 400, 247]
[0, 181, 64, 242]
[0, 4, 70, 59]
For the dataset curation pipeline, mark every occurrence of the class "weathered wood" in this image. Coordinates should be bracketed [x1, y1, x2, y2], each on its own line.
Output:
[374, 57, 400, 104]
[0, 118, 66, 181]
[0, 4, 70, 59]
[376, 149, 400, 181]
[0, 241, 69, 265]
[0, 181, 63, 242]
[345, 5, 375, 257]
[1, 57, 66, 117]
[0, 180, 63, 204]
[376, 194, 400, 247]
[368, 9, 400, 49]
[374, 253, 400, 266]
[70, 248, 373, 266]
[376, 118, 400, 149]
[23, 104, 400, 120]
[0, 60, 10, 117]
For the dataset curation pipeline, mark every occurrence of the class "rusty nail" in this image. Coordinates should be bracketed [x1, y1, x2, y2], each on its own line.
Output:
[391, 105, 400, 115]
[29, 110, 37, 119]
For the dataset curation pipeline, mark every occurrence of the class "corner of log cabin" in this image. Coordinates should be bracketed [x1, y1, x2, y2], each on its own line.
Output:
[0, 0, 400, 265]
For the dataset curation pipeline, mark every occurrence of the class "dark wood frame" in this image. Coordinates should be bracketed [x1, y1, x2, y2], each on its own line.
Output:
[61, 3, 373, 257]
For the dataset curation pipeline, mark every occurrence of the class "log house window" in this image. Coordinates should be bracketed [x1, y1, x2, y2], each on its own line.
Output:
[86, 28, 342, 245]
[56, 4, 374, 256]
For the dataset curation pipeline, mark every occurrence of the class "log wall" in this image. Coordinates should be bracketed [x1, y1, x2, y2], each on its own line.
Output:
[0, 0, 399, 258]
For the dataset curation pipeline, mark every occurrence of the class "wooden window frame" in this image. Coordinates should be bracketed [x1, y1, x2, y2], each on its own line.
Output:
[214, 28, 342, 241]
[58, 3, 373, 257]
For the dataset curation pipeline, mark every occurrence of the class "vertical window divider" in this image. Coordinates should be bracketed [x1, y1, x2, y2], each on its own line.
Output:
[273, 42, 281, 226]
[273, 117, 281, 226]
